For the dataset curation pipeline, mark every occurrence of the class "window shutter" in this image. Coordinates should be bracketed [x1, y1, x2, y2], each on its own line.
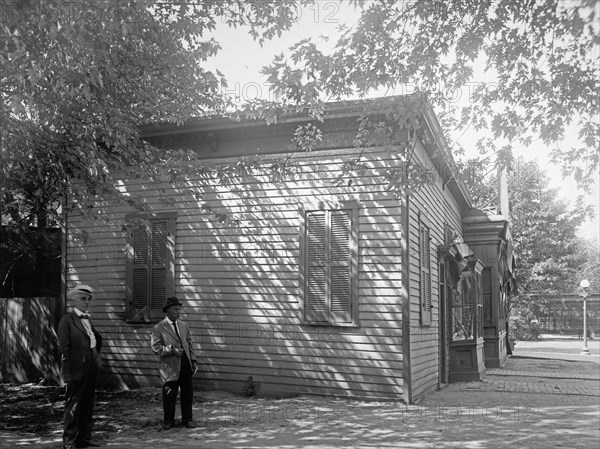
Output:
[126, 213, 176, 322]
[149, 221, 167, 318]
[301, 202, 359, 326]
[420, 219, 432, 326]
[330, 210, 352, 323]
[306, 211, 328, 322]
[127, 225, 150, 320]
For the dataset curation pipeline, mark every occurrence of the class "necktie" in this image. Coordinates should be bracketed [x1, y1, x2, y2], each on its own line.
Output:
[172, 320, 183, 348]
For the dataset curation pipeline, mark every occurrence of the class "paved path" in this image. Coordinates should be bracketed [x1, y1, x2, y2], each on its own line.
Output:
[513, 337, 600, 363]
[482, 361, 600, 396]
[487, 368, 599, 380]
[457, 376, 600, 397]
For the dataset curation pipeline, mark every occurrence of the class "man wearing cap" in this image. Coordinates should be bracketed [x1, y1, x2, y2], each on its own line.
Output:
[151, 296, 198, 430]
[58, 284, 103, 449]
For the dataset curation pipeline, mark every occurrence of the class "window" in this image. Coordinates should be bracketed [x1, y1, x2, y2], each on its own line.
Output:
[125, 212, 176, 321]
[482, 267, 493, 326]
[451, 260, 484, 341]
[299, 201, 359, 326]
[419, 213, 432, 326]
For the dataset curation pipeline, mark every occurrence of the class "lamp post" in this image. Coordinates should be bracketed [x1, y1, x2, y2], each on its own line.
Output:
[580, 279, 590, 355]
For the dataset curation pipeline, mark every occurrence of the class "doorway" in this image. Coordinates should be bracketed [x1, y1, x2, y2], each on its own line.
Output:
[438, 260, 450, 385]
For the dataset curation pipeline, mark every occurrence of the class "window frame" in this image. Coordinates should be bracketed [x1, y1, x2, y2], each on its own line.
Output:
[298, 200, 360, 327]
[125, 211, 177, 322]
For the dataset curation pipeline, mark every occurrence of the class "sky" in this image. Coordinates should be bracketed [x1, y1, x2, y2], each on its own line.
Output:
[205, 2, 600, 241]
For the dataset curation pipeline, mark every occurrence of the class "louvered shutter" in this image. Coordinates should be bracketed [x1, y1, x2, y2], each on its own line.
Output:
[126, 213, 176, 321]
[306, 211, 328, 322]
[149, 220, 168, 318]
[420, 219, 432, 325]
[130, 225, 150, 319]
[330, 211, 352, 323]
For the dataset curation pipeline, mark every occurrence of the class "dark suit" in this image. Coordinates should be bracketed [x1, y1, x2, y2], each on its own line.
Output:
[58, 311, 102, 449]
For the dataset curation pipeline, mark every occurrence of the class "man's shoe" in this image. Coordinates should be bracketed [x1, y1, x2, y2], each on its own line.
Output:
[183, 420, 197, 428]
[163, 422, 174, 430]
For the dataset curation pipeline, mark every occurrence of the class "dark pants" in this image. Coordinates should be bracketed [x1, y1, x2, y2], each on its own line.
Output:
[162, 353, 193, 425]
[63, 348, 100, 448]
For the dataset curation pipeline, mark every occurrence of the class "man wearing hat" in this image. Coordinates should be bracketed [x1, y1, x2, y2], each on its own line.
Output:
[151, 296, 198, 430]
[58, 284, 103, 449]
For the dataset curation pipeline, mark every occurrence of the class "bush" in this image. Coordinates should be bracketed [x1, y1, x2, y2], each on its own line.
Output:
[510, 302, 541, 341]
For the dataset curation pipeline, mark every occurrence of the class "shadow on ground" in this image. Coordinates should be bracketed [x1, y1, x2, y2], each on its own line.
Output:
[1, 357, 599, 448]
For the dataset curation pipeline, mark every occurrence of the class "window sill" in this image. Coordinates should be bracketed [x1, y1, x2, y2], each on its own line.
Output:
[300, 321, 361, 329]
[124, 316, 162, 325]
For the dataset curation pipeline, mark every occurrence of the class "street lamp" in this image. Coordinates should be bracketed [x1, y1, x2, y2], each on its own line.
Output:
[580, 279, 590, 355]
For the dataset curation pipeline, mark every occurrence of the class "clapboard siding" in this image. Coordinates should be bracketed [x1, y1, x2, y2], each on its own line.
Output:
[97, 331, 404, 355]
[67, 146, 405, 400]
[407, 139, 463, 400]
[102, 351, 402, 374]
[102, 341, 404, 363]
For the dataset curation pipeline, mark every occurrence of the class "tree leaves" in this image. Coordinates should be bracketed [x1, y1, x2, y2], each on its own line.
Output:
[467, 156, 594, 296]
[0, 0, 300, 228]
[0, 0, 306, 265]
[262, 0, 600, 189]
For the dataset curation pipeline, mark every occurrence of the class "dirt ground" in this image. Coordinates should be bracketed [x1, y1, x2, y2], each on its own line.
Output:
[1, 356, 599, 448]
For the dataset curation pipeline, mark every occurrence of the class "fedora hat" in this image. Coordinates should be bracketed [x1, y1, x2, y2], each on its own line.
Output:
[163, 296, 183, 312]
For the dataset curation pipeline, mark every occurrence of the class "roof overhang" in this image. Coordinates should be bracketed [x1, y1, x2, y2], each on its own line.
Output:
[139, 96, 402, 138]
[420, 105, 472, 211]
[139, 96, 473, 212]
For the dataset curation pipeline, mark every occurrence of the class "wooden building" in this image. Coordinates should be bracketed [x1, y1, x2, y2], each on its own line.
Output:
[64, 96, 514, 402]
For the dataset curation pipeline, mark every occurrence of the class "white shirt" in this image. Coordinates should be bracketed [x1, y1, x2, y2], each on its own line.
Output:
[74, 307, 97, 349]
[170, 319, 183, 348]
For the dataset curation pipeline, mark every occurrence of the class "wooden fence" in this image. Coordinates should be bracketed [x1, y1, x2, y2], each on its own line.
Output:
[0, 297, 63, 384]
[530, 294, 600, 337]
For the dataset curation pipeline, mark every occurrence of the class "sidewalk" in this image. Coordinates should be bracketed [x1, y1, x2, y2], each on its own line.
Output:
[1, 352, 598, 449]
[513, 335, 600, 363]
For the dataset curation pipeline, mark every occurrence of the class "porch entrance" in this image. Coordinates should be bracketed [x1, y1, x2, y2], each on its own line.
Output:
[438, 261, 450, 385]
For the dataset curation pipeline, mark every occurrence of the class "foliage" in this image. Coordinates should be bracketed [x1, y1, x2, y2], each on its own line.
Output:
[465, 156, 597, 327]
[457, 158, 499, 207]
[3, 0, 598, 273]
[0, 227, 61, 296]
[0, 0, 304, 268]
[262, 0, 600, 189]
[507, 160, 591, 296]
[509, 301, 541, 341]
[578, 238, 600, 294]
[495, 158, 590, 295]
